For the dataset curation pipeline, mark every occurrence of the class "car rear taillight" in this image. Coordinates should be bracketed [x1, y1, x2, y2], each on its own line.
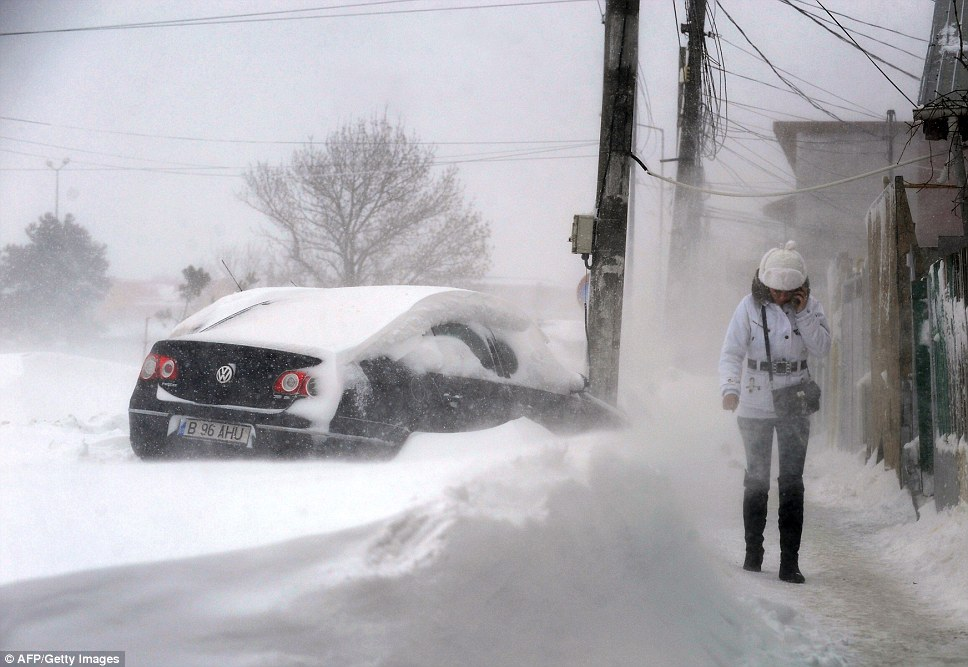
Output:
[140, 354, 179, 381]
[273, 370, 317, 397]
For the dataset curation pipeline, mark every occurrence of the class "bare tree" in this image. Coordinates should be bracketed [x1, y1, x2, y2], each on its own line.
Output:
[242, 114, 491, 287]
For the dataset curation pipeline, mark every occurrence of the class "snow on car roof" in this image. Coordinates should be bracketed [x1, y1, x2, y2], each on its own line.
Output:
[169, 285, 533, 359]
[169, 286, 584, 395]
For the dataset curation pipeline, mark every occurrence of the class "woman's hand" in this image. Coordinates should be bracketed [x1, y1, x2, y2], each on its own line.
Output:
[722, 393, 739, 411]
[790, 286, 809, 313]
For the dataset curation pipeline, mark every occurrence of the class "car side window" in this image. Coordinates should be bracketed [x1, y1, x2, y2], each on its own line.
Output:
[431, 322, 496, 372]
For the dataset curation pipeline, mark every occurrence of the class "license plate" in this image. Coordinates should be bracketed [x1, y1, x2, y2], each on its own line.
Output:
[175, 417, 252, 445]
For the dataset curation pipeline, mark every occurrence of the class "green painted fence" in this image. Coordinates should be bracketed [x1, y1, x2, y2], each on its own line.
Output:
[925, 247, 968, 509]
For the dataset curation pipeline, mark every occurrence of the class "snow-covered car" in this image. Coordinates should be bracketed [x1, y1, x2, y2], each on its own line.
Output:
[129, 286, 622, 459]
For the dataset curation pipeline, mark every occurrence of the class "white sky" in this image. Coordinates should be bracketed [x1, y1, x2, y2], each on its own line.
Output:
[0, 0, 934, 289]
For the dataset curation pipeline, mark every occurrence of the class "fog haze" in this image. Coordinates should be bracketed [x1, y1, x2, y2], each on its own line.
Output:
[4, 7, 968, 663]
[0, 0, 934, 294]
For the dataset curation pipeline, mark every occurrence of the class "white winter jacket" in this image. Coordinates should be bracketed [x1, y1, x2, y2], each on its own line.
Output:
[719, 293, 831, 419]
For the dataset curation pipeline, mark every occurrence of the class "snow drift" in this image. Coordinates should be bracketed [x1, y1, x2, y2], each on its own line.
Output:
[4, 343, 967, 665]
[1, 429, 810, 667]
[0, 349, 830, 666]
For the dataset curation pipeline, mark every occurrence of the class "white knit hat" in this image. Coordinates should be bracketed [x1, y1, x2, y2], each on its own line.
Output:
[758, 241, 806, 291]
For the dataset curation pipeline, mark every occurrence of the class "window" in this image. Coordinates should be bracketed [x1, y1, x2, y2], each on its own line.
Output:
[431, 323, 495, 371]
[488, 338, 518, 378]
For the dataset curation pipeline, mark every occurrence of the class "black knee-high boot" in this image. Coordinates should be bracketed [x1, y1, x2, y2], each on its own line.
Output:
[778, 475, 805, 583]
[743, 487, 768, 572]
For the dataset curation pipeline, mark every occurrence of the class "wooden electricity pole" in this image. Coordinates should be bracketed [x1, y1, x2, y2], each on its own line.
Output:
[666, 0, 706, 315]
[587, 0, 638, 405]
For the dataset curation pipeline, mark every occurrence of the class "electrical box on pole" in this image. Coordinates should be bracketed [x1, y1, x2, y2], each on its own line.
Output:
[570, 215, 596, 255]
[579, 0, 638, 406]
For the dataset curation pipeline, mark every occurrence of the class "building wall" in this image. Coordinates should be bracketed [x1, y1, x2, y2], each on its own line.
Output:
[771, 121, 953, 295]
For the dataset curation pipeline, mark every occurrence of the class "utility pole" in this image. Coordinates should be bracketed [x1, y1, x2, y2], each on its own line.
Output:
[666, 0, 706, 316]
[586, 0, 638, 405]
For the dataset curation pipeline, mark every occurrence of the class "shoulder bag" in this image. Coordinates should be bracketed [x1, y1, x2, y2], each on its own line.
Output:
[761, 304, 821, 417]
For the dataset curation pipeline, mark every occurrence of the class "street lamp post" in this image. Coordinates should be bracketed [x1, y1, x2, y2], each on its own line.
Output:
[46, 157, 70, 219]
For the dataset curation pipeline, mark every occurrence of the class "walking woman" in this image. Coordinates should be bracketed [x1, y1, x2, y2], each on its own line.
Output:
[719, 241, 831, 583]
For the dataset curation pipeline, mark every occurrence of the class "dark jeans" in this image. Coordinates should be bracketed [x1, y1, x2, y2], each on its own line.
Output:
[737, 416, 810, 492]
[739, 416, 811, 562]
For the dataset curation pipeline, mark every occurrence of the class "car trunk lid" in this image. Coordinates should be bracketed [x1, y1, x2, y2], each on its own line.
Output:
[150, 340, 321, 410]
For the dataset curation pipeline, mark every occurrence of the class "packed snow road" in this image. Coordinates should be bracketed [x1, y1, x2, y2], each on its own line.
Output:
[648, 369, 968, 667]
[798, 503, 968, 666]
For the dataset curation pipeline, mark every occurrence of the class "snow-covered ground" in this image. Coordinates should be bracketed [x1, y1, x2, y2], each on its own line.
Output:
[1, 329, 967, 666]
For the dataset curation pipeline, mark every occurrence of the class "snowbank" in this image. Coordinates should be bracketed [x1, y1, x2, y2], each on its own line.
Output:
[0, 350, 838, 665]
[810, 447, 968, 624]
[1, 434, 817, 665]
[3, 349, 967, 665]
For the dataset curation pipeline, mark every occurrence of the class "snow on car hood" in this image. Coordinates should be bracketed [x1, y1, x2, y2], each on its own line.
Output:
[169, 286, 584, 394]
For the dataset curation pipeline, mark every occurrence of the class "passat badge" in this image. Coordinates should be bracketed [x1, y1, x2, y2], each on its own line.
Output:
[215, 364, 235, 384]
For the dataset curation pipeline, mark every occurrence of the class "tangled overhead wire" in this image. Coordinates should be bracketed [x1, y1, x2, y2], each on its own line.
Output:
[702, 2, 728, 160]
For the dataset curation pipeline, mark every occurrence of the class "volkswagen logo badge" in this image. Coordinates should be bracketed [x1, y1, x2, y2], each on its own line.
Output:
[215, 364, 235, 384]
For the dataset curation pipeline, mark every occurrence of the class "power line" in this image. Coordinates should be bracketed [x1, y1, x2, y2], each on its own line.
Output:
[0, 118, 602, 180]
[814, 0, 918, 106]
[0, 115, 594, 148]
[630, 151, 933, 198]
[776, 0, 920, 83]
[0, 146, 600, 176]
[708, 153, 777, 192]
[0, 115, 309, 145]
[727, 111, 914, 148]
[725, 114, 794, 137]
[715, 66, 882, 119]
[717, 35, 884, 118]
[725, 101, 846, 126]
[0, 0, 593, 37]
[704, 206, 792, 230]
[671, 0, 683, 49]
[0, 134, 230, 169]
[716, 1, 846, 122]
[779, 1, 924, 60]
[786, 0, 928, 43]
[717, 141, 794, 184]
[435, 142, 598, 163]
[702, 4, 728, 159]
[33, 0, 418, 33]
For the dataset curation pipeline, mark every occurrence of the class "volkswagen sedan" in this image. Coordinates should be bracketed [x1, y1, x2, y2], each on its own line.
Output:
[129, 286, 622, 459]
